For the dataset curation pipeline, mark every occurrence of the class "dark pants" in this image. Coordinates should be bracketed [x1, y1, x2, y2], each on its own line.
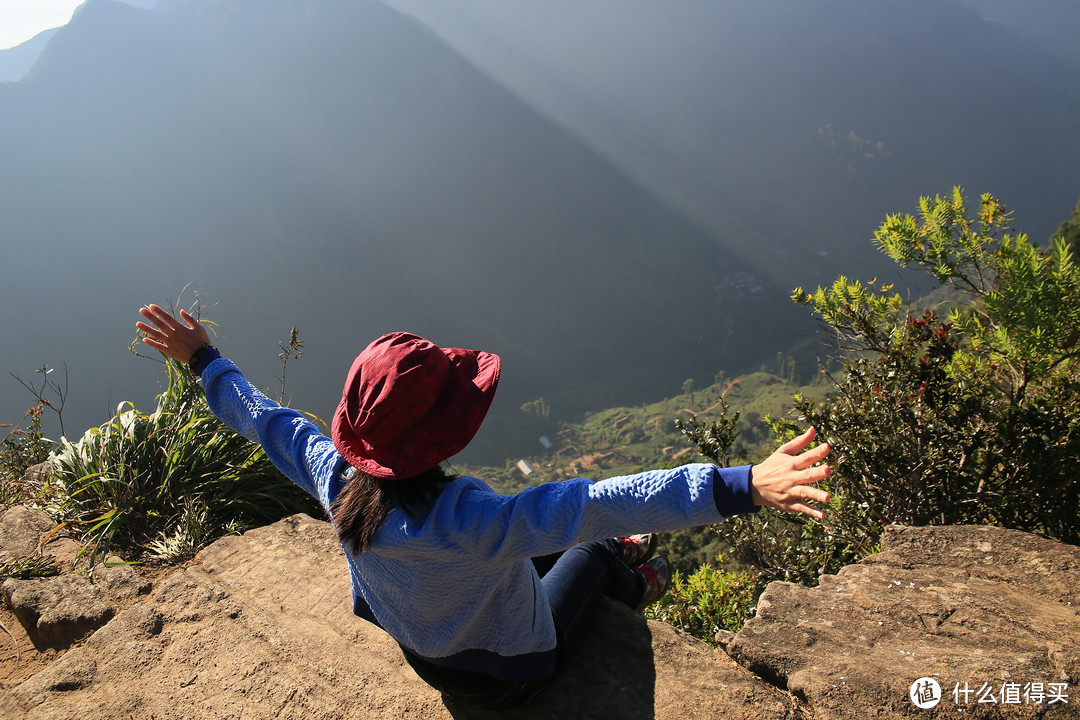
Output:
[402, 538, 645, 709]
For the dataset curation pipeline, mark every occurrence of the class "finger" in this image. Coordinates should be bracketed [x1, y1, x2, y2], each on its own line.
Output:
[178, 308, 199, 330]
[138, 306, 163, 328]
[793, 442, 830, 470]
[790, 502, 826, 521]
[780, 483, 829, 505]
[144, 304, 178, 331]
[141, 337, 167, 352]
[139, 306, 168, 331]
[780, 487, 828, 516]
[135, 321, 166, 342]
[798, 485, 830, 505]
[777, 426, 815, 455]
[798, 464, 831, 485]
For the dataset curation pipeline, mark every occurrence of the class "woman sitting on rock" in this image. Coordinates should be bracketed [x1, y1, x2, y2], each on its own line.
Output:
[135, 304, 831, 709]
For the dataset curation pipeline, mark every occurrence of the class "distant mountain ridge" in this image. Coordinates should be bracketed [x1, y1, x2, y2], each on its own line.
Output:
[0, 0, 159, 82]
[0, 30, 57, 83]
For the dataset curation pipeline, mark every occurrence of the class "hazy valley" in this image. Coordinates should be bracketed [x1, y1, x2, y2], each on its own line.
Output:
[2, 0, 1078, 464]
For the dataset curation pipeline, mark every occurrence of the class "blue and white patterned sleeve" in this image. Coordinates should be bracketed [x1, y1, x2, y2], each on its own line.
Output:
[429, 464, 758, 564]
[198, 357, 342, 510]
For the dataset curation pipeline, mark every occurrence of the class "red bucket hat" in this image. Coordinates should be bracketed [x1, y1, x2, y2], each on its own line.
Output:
[331, 332, 501, 479]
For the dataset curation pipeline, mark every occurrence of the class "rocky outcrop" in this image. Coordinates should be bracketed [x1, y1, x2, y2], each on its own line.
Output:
[0, 487, 82, 572]
[1, 512, 1077, 719]
[0, 505, 56, 562]
[0, 506, 151, 649]
[0, 513, 801, 720]
[3, 566, 152, 649]
[727, 525, 1079, 719]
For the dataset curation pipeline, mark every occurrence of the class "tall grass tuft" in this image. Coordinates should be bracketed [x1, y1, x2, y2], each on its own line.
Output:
[51, 359, 320, 565]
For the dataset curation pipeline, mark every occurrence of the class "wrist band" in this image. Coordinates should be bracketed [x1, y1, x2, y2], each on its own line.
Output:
[188, 345, 212, 368]
[188, 345, 220, 376]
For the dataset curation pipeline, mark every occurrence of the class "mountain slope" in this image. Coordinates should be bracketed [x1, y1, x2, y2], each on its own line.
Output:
[0, 0, 803, 459]
[0, 30, 58, 83]
[954, 0, 1080, 66]
[382, 0, 1080, 286]
[7, 0, 1080, 460]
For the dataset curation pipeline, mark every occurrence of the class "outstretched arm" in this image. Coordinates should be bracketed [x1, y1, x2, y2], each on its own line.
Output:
[137, 303, 339, 504]
[750, 427, 831, 520]
[136, 304, 212, 364]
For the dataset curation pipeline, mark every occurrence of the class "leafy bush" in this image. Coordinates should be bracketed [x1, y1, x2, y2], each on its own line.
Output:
[790, 189, 1080, 545]
[1, 406, 52, 508]
[1053, 194, 1080, 257]
[51, 359, 320, 564]
[663, 190, 1080, 641]
[646, 562, 764, 642]
[679, 405, 874, 588]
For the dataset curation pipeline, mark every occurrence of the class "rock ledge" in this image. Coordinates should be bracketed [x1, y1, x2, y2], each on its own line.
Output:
[1, 513, 1077, 719]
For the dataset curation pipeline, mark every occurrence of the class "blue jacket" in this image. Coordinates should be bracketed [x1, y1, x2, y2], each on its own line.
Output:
[199, 355, 758, 682]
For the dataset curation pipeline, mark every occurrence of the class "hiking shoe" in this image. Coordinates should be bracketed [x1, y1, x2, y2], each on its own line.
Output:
[618, 533, 657, 566]
[633, 557, 671, 613]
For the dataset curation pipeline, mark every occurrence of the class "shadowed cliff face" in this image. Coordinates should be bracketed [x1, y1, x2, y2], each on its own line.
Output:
[379, 0, 1080, 280]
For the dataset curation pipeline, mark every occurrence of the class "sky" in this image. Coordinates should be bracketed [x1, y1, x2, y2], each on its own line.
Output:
[0, 0, 83, 50]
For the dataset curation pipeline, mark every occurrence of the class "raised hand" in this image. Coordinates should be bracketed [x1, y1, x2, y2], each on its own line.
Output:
[749, 427, 831, 520]
[136, 304, 212, 364]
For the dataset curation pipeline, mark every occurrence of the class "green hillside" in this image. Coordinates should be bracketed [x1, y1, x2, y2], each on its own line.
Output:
[460, 346, 835, 573]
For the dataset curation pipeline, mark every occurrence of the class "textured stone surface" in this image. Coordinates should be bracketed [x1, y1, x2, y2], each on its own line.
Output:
[5, 514, 1078, 719]
[5, 514, 799, 720]
[0, 504, 82, 569]
[3, 565, 152, 649]
[727, 524, 1080, 719]
[0, 506, 53, 561]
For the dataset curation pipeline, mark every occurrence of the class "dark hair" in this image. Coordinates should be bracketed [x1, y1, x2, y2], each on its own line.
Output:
[331, 464, 455, 554]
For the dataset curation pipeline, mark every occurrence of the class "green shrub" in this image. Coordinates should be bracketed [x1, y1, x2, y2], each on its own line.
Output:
[679, 402, 876, 588]
[51, 359, 320, 564]
[661, 190, 1080, 642]
[1, 405, 53, 509]
[646, 562, 764, 642]
[790, 189, 1080, 546]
